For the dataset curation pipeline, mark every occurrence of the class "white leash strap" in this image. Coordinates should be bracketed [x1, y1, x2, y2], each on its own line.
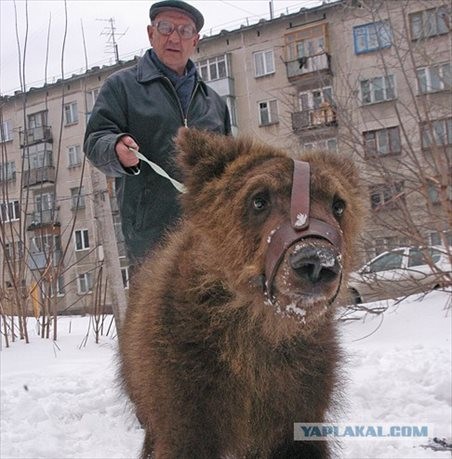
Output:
[128, 147, 187, 194]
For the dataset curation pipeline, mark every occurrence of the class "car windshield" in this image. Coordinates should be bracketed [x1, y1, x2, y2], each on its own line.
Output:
[366, 250, 404, 273]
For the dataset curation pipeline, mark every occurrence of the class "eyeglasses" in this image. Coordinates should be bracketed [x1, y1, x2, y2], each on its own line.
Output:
[154, 20, 197, 39]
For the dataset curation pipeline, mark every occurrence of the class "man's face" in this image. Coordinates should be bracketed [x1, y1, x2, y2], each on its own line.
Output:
[148, 10, 200, 75]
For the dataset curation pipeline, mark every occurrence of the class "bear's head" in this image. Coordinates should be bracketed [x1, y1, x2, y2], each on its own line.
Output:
[175, 128, 365, 332]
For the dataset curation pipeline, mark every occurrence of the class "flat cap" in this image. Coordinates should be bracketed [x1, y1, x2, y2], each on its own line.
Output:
[150, 1, 204, 32]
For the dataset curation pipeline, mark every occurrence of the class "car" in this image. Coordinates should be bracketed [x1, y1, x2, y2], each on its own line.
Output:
[347, 245, 452, 304]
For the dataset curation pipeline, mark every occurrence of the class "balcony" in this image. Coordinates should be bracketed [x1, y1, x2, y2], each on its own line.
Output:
[205, 76, 235, 98]
[28, 250, 62, 271]
[26, 208, 60, 231]
[19, 126, 53, 147]
[286, 53, 331, 80]
[292, 105, 337, 132]
[23, 166, 56, 187]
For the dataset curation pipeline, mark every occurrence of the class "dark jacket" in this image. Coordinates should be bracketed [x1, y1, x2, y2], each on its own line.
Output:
[84, 50, 231, 265]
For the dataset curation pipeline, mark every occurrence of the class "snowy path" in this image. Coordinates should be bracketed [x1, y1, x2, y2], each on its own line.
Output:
[1, 291, 451, 458]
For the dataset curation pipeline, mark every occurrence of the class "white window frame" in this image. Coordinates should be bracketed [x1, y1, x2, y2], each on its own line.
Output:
[360, 75, 395, 104]
[77, 272, 93, 294]
[197, 55, 228, 82]
[74, 229, 90, 251]
[0, 120, 13, 142]
[64, 102, 79, 125]
[67, 144, 82, 167]
[253, 49, 275, 77]
[417, 63, 451, 94]
[0, 200, 20, 222]
[258, 99, 279, 126]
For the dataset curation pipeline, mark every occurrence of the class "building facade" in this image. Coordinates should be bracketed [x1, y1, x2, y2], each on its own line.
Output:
[1, 0, 450, 315]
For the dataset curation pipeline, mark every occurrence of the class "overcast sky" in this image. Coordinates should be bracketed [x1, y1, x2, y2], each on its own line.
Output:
[0, 0, 322, 96]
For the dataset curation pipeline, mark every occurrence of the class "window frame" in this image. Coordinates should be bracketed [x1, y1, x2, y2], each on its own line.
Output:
[77, 272, 93, 294]
[258, 99, 279, 126]
[410, 6, 449, 40]
[253, 49, 275, 78]
[0, 200, 20, 222]
[74, 228, 90, 251]
[64, 101, 79, 126]
[360, 75, 395, 104]
[0, 120, 13, 143]
[67, 144, 82, 167]
[363, 126, 401, 157]
[370, 182, 405, 211]
[353, 21, 392, 54]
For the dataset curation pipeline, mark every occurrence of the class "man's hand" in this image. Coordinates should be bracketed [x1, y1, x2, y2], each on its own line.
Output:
[116, 135, 140, 167]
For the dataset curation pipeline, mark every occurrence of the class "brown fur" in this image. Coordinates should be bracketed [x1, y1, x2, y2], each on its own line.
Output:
[119, 129, 365, 459]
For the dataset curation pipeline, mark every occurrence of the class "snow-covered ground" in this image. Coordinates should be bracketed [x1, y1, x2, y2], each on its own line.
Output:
[1, 291, 451, 459]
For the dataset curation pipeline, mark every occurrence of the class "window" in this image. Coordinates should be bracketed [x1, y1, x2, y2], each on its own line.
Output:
[121, 267, 130, 289]
[28, 111, 47, 129]
[0, 161, 16, 182]
[361, 75, 395, 104]
[86, 88, 99, 113]
[254, 50, 275, 77]
[42, 276, 65, 297]
[303, 138, 337, 153]
[364, 127, 401, 157]
[353, 21, 392, 54]
[0, 200, 20, 222]
[77, 272, 93, 294]
[410, 6, 449, 40]
[31, 234, 61, 253]
[197, 55, 228, 81]
[4, 241, 24, 260]
[74, 229, 90, 251]
[0, 120, 13, 142]
[370, 182, 404, 210]
[67, 145, 82, 167]
[258, 100, 278, 126]
[417, 63, 451, 94]
[35, 192, 54, 213]
[299, 87, 333, 111]
[71, 187, 86, 210]
[428, 230, 452, 246]
[428, 182, 452, 204]
[421, 118, 452, 148]
[23, 143, 53, 170]
[367, 250, 404, 272]
[64, 102, 79, 125]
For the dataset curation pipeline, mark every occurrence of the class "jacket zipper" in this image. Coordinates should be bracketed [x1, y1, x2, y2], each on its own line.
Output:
[163, 76, 200, 128]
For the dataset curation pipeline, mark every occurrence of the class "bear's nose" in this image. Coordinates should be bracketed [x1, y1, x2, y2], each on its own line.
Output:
[289, 245, 340, 284]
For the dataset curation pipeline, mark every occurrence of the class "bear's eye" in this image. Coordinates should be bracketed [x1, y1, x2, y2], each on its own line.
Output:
[332, 198, 346, 217]
[253, 196, 268, 211]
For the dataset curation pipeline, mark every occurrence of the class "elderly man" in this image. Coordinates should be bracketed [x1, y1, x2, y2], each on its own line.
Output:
[84, 0, 231, 270]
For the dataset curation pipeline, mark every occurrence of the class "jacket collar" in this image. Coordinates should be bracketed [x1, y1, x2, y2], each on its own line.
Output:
[137, 49, 206, 96]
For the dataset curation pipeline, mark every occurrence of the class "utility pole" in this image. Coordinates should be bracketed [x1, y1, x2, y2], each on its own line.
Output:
[97, 18, 127, 63]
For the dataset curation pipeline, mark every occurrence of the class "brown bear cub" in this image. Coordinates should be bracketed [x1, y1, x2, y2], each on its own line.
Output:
[119, 129, 364, 459]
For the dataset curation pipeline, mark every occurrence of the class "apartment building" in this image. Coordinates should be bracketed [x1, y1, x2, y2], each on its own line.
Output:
[1, 0, 450, 315]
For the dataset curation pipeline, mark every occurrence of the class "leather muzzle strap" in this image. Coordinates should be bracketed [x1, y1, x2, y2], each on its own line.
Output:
[264, 160, 343, 297]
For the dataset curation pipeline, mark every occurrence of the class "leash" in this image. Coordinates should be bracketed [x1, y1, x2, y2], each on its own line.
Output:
[128, 147, 187, 194]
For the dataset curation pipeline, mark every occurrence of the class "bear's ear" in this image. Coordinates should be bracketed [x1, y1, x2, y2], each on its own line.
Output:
[175, 128, 245, 194]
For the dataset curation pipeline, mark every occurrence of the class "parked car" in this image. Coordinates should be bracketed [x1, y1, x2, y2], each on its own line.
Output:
[348, 246, 452, 304]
